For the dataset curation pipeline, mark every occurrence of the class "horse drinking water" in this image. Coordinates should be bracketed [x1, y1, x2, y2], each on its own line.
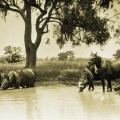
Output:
[79, 67, 94, 92]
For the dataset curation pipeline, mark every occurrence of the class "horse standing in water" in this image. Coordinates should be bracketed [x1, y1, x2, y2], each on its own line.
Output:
[87, 52, 120, 92]
[79, 65, 108, 92]
[79, 67, 94, 92]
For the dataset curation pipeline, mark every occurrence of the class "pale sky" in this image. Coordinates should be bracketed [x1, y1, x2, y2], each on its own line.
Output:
[0, 4, 120, 59]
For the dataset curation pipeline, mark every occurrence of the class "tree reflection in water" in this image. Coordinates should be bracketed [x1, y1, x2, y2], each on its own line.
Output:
[0, 86, 120, 120]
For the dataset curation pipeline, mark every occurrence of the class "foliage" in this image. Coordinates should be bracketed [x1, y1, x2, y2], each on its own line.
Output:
[100, 0, 113, 9]
[53, 0, 110, 48]
[0, 58, 87, 80]
[58, 50, 75, 60]
[113, 49, 120, 60]
[0, 0, 111, 67]
[58, 52, 68, 61]
[99, 0, 120, 41]
[66, 51, 75, 60]
[4, 45, 23, 63]
[4, 45, 22, 55]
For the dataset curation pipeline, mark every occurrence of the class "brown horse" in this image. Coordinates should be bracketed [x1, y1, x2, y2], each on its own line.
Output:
[79, 67, 94, 92]
[87, 52, 119, 92]
[79, 65, 111, 92]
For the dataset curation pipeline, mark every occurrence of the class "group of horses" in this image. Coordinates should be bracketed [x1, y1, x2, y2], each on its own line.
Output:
[79, 52, 120, 93]
[0, 68, 37, 90]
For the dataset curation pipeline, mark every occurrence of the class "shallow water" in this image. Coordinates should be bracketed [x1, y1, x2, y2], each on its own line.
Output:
[0, 85, 120, 120]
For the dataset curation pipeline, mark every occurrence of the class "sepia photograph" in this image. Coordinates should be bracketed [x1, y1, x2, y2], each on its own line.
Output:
[0, 0, 120, 120]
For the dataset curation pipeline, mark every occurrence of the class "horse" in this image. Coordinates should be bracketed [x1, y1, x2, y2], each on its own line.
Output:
[1, 68, 37, 90]
[0, 70, 8, 86]
[87, 52, 119, 92]
[79, 67, 95, 92]
[79, 66, 104, 92]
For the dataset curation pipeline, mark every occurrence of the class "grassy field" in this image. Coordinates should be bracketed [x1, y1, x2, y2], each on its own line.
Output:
[0, 59, 88, 85]
[1, 59, 120, 87]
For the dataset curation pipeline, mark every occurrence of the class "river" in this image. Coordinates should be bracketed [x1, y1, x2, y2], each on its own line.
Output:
[0, 85, 120, 120]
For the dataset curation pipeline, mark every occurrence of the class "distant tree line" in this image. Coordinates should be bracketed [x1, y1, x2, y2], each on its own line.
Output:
[38, 49, 120, 61]
[0, 45, 23, 63]
[0, 46, 120, 63]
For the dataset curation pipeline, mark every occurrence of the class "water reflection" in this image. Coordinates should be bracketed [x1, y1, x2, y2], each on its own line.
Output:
[79, 88, 120, 120]
[0, 86, 120, 120]
[0, 88, 39, 120]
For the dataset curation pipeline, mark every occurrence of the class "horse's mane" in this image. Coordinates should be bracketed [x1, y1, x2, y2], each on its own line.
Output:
[95, 55, 112, 67]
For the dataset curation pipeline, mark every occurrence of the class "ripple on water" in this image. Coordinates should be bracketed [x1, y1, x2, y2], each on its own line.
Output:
[0, 86, 120, 120]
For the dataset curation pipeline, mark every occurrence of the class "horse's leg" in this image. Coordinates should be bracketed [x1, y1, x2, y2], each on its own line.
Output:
[101, 79, 105, 93]
[88, 84, 91, 91]
[106, 80, 110, 92]
[88, 81, 94, 91]
[107, 79, 112, 92]
[91, 83, 94, 91]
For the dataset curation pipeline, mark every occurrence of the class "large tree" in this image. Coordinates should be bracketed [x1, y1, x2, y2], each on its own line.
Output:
[100, 0, 120, 40]
[0, 0, 110, 68]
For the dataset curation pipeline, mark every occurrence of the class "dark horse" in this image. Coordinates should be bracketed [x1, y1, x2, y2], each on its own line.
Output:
[1, 68, 37, 90]
[87, 52, 120, 92]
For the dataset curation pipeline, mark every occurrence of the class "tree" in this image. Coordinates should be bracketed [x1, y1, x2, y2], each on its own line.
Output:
[58, 51, 75, 61]
[4, 45, 22, 55]
[58, 52, 68, 61]
[113, 49, 120, 60]
[4, 45, 23, 63]
[99, 0, 120, 41]
[4, 45, 12, 54]
[0, 0, 110, 68]
[66, 51, 75, 60]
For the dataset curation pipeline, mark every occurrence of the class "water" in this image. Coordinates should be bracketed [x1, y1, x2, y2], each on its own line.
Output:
[0, 85, 120, 120]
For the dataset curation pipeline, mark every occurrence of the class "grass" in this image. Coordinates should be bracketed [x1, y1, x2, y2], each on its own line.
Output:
[35, 60, 88, 83]
[0, 59, 88, 85]
[2, 59, 120, 88]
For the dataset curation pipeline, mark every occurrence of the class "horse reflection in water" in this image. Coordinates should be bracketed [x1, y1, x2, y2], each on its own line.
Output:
[87, 52, 120, 92]
[78, 91, 119, 120]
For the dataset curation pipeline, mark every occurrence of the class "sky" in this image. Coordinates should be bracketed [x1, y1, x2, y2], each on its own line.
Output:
[0, 3, 120, 59]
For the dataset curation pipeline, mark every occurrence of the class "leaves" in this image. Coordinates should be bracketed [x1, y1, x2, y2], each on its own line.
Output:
[4, 45, 22, 55]
[100, 0, 113, 9]
[113, 49, 120, 59]
[53, 0, 110, 47]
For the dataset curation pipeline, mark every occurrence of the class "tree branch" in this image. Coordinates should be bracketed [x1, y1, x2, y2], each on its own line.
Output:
[106, 12, 120, 21]
[49, 20, 62, 25]
[41, 2, 56, 30]
[39, 16, 62, 24]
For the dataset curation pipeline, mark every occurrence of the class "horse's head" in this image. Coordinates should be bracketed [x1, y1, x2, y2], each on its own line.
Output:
[87, 52, 101, 69]
[0, 70, 3, 83]
[1, 74, 10, 90]
[1, 71, 17, 90]
[79, 78, 87, 92]
[8, 71, 16, 84]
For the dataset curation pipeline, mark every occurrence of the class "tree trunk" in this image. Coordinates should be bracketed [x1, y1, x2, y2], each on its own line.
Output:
[25, 44, 37, 68]
[24, 3, 37, 68]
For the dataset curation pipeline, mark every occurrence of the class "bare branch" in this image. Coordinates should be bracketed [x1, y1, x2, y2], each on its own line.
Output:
[31, 0, 46, 14]
[42, 2, 56, 29]
[106, 12, 120, 21]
